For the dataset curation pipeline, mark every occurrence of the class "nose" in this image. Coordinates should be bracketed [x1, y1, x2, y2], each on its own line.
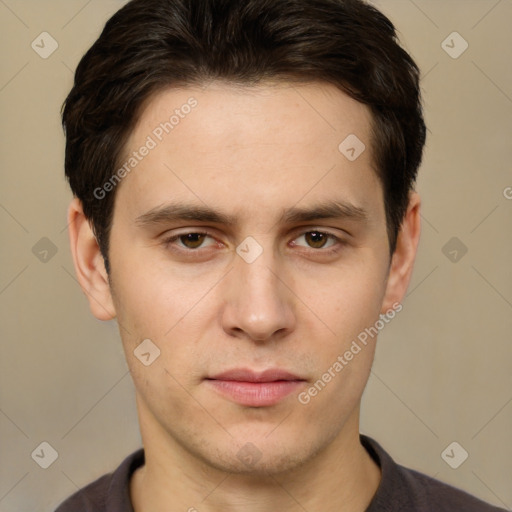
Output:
[220, 245, 296, 343]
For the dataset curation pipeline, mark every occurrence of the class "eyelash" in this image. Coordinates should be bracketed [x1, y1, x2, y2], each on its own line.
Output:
[161, 229, 345, 256]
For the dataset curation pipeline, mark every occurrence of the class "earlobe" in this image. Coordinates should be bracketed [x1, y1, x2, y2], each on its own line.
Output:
[67, 198, 116, 321]
[381, 192, 421, 314]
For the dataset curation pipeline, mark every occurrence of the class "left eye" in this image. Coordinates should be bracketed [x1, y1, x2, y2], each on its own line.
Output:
[293, 231, 338, 249]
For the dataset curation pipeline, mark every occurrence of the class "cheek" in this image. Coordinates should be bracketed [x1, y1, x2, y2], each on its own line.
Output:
[111, 255, 220, 338]
[297, 274, 382, 419]
[291, 257, 387, 408]
[296, 258, 387, 342]
[114, 267, 207, 417]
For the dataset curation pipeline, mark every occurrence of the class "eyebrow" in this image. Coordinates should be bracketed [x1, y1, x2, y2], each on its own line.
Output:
[135, 200, 368, 228]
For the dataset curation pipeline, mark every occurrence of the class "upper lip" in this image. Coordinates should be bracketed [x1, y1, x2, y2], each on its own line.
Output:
[207, 368, 304, 383]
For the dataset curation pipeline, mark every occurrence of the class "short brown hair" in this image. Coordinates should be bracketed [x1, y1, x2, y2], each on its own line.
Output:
[62, 0, 426, 272]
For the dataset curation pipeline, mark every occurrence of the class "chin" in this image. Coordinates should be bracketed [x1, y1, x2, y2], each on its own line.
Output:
[192, 432, 325, 477]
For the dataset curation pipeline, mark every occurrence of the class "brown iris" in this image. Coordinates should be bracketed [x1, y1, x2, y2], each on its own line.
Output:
[304, 231, 329, 249]
[180, 233, 207, 249]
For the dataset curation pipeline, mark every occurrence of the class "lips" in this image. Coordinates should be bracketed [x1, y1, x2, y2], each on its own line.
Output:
[206, 368, 306, 407]
[209, 368, 303, 383]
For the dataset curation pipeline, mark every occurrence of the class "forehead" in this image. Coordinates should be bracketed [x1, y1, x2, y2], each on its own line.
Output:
[116, 81, 381, 224]
[131, 80, 373, 154]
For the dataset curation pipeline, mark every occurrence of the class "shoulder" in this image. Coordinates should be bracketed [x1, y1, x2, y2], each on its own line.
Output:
[54, 449, 144, 512]
[396, 465, 506, 511]
[54, 473, 111, 512]
[361, 435, 507, 512]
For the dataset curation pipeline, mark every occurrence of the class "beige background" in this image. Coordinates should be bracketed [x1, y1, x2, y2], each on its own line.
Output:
[0, 0, 511, 510]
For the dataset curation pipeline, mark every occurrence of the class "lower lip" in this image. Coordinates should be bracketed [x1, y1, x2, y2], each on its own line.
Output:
[206, 379, 304, 407]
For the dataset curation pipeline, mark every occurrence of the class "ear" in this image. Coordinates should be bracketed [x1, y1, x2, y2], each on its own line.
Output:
[67, 198, 116, 321]
[381, 191, 421, 314]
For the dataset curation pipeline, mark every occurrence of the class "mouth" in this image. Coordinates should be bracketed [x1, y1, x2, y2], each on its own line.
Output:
[205, 368, 306, 407]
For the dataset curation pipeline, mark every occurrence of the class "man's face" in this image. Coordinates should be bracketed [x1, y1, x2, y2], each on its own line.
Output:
[106, 82, 396, 473]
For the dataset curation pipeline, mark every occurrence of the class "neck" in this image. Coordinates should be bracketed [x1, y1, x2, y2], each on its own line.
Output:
[131, 402, 381, 512]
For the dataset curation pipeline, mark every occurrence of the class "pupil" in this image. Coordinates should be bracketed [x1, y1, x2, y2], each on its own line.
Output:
[182, 233, 204, 248]
[307, 232, 326, 248]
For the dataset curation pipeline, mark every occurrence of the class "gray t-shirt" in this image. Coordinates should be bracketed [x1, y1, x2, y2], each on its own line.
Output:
[55, 435, 507, 511]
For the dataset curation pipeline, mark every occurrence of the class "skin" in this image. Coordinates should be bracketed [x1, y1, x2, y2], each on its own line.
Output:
[68, 81, 421, 512]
